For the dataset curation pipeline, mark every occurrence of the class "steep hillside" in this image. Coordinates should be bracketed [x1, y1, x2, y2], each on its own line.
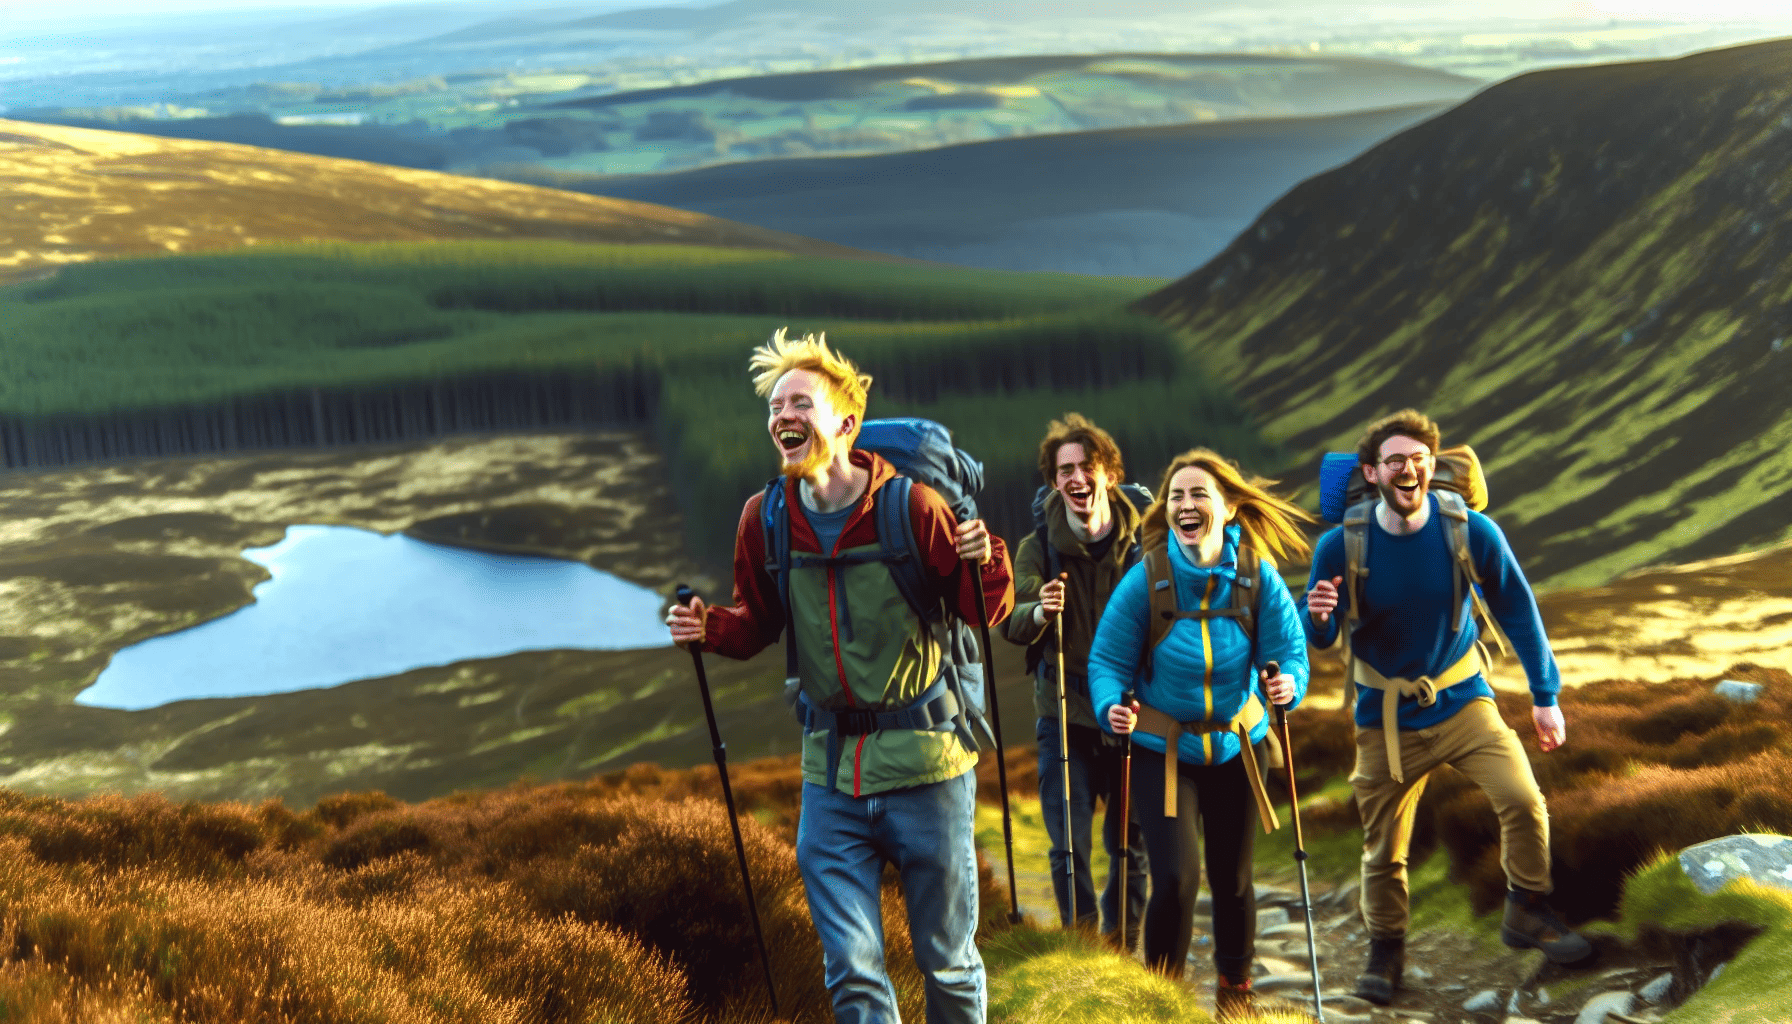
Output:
[548, 103, 1449, 276]
[1139, 38, 1792, 591]
[0, 118, 887, 284]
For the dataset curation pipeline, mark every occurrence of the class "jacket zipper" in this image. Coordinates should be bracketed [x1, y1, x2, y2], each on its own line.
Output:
[1199, 574, 1217, 765]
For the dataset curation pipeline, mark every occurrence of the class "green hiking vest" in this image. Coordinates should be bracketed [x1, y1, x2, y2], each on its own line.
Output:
[784, 538, 980, 797]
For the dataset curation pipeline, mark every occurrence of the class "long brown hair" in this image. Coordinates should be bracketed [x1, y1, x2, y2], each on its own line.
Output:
[1141, 448, 1316, 563]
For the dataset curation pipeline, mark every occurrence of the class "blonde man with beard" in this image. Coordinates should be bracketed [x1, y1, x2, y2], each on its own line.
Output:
[667, 329, 1013, 1024]
[1302, 409, 1590, 1009]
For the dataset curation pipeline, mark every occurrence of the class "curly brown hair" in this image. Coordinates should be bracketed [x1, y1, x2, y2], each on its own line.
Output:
[1140, 448, 1315, 563]
[1036, 412, 1126, 486]
[1357, 409, 1441, 467]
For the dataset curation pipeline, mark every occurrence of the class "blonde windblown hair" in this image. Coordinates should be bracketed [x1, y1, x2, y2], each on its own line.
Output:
[749, 328, 873, 437]
[1140, 448, 1316, 564]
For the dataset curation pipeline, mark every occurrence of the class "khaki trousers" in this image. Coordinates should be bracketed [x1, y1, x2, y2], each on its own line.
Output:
[1350, 698, 1551, 938]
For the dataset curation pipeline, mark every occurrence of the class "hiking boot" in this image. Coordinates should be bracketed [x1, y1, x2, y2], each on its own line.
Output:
[1501, 887, 1593, 965]
[1353, 934, 1404, 1006]
[1215, 975, 1256, 1023]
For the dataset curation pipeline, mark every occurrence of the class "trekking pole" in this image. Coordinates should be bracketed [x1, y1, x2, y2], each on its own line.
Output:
[675, 585, 780, 1018]
[1052, 573, 1077, 930]
[1117, 685, 1137, 955]
[971, 568, 1024, 925]
[1266, 659, 1325, 1023]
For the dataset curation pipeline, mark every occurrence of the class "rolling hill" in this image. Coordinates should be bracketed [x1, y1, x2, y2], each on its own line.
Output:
[0, 118, 890, 285]
[559, 102, 1451, 275]
[12, 51, 1476, 180]
[1137, 38, 1792, 591]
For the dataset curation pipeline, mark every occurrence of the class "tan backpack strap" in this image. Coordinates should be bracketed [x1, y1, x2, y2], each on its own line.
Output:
[1133, 695, 1279, 830]
[1436, 491, 1513, 658]
[1340, 500, 1373, 682]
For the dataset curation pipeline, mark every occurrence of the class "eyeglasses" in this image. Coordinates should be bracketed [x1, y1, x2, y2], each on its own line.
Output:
[1380, 452, 1432, 470]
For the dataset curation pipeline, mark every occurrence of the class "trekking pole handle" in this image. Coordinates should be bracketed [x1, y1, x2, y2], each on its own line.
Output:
[1264, 660, 1285, 726]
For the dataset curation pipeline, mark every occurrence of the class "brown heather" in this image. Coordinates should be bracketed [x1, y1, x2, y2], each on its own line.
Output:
[0, 759, 1018, 1023]
[1274, 663, 1792, 925]
[5, 661, 1767, 1022]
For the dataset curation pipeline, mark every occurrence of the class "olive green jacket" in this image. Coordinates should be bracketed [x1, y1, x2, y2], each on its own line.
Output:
[1001, 487, 1144, 729]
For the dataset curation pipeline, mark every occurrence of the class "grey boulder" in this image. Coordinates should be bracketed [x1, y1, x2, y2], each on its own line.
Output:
[1678, 834, 1792, 895]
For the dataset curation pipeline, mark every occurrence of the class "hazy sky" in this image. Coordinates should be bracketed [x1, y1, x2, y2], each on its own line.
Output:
[3, 0, 1790, 21]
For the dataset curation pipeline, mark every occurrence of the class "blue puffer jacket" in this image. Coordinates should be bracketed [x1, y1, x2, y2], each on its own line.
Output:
[1087, 524, 1309, 766]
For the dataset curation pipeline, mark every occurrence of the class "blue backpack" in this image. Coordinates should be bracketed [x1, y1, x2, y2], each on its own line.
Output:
[1022, 481, 1153, 677]
[759, 419, 996, 780]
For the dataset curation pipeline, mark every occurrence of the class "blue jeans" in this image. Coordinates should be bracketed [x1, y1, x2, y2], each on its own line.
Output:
[796, 770, 985, 1024]
[1036, 717, 1149, 940]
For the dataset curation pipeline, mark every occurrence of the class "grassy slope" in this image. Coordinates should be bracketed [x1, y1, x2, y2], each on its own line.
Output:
[1138, 38, 1792, 592]
[0, 118, 896, 286]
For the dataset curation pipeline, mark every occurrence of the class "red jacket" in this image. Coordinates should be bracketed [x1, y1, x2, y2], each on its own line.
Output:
[704, 450, 1014, 661]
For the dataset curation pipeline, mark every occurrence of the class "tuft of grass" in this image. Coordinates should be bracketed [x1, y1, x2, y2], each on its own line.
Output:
[983, 927, 1213, 1023]
[1601, 851, 1792, 1024]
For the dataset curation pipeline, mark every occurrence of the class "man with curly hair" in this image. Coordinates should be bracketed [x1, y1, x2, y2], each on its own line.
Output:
[1001, 413, 1148, 948]
[1303, 409, 1591, 1008]
[667, 328, 1013, 1024]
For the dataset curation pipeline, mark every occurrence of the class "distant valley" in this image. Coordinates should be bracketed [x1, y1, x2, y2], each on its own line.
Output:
[554, 102, 1450, 276]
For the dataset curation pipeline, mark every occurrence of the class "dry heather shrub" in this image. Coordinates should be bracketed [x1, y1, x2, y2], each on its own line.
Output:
[5, 792, 263, 876]
[256, 798, 324, 850]
[322, 809, 441, 871]
[511, 794, 837, 1022]
[0, 959, 174, 1024]
[1414, 668, 1792, 923]
[456, 901, 697, 1024]
[464, 792, 639, 868]
[310, 790, 401, 829]
[588, 756, 807, 842]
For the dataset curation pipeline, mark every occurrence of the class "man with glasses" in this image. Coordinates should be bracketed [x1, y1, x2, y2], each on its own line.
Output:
[1301, 409, 1589, 1008]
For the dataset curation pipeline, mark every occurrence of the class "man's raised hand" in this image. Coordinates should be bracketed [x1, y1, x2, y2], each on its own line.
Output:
[1308, 575, 1344, 624]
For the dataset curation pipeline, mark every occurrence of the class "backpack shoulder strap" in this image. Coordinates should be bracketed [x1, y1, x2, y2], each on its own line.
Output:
[1230, 544, 1261, 647]
[873, 475, 936, 624]
[761, 478, 799, 684]
[1433, 490, 1513, 657]
[1137, 543, 1177, 680]
[1025, 522, 1056, 676]
[1338, 498, 1375, 678]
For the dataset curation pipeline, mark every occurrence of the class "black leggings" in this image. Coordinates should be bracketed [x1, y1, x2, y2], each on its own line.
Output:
[1129, 744, 1262, 981]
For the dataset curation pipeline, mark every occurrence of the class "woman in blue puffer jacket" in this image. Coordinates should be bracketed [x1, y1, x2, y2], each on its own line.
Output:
[1087, 447, 1314, 1019]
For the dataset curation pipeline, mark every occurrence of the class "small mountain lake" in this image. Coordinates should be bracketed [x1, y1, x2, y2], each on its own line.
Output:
[76, 525, 673, 710]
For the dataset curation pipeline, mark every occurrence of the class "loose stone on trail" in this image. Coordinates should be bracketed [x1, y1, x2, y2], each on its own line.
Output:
[1463, 988, 1502, 1013]
[1639, 971, 1673, 1003]
[1677, 833, 1792, 894]
[1573, 990, 1635, 1024]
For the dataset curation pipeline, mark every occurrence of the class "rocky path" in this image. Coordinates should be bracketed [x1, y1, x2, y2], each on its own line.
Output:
[1162, 875, 1717, 1024]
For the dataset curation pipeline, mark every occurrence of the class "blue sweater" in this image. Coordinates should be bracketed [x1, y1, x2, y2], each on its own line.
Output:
[1300, 494, 1560, 731]
[1087, 524, 1309, 766]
